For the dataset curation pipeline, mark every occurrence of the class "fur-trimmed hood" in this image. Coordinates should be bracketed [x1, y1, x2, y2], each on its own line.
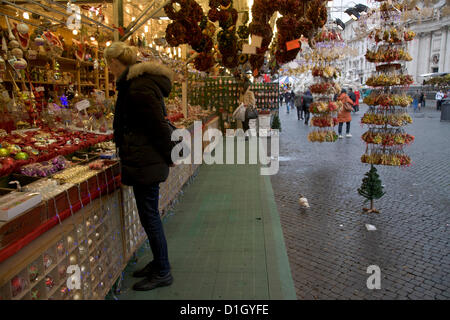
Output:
[126, 61, 174, 83]
[122, 61, 174, 98]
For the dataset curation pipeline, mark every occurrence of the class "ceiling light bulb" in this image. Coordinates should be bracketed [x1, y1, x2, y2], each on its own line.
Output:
[144, 26, 148, 32]
[132, 17, 136, 21]
[23, 12, 30, 20]
[90, 36, 95, 41]
[106, 41, 111, 47]
[73, 29, 78, 35]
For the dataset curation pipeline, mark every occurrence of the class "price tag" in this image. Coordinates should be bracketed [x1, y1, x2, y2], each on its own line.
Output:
[36, 86, 45, 92]
[250, 35, 262, 48]
[242, 44, 257, 54]
[75, 99, 90, 111]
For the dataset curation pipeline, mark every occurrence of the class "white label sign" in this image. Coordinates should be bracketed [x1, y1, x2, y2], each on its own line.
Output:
[75, 99, 90, 111]
[36, 86, 45, 92]
[242, 44, 257, 55]
[250, 35, 263, 48]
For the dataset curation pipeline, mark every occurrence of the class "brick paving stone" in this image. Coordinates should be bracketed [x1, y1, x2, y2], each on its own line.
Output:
[271, 105, 450, 300]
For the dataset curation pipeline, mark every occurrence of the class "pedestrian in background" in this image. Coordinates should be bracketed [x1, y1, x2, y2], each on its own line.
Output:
[290, 90, 296, 115]
[239, 78, 256, 133]
[412, 90, 419, 112]
[419, 91, 425, 110]
[348, 88, 357, 113]
[302, 90, 313, 125]
[354, 88, 360, 113]
[284, 90, 291, 114]
[294, 90, 303, 120]
[337, 89, 354, 138]
[435, 90, 444, 110]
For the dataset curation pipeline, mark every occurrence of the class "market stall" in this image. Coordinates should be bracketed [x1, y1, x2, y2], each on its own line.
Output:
[0, 0, 340, 299]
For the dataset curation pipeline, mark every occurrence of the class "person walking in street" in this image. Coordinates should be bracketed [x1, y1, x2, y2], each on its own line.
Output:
[337, 89, 354, 138]
[348, 88, 357, 113]
[294, 90, 303, 120]
[302, 90, 313, 125]
[284, 90, 291, 114]
[419, 91, 425, 110]
[290, 90, 296, 115]
[354, 88, 360, 113]
[412, 90, 419, 112]
[104, 42, 174, 291]
[239, 78, 256, 134]
[435, 90, 444, 110]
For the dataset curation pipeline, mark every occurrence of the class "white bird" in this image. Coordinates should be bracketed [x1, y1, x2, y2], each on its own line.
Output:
[298, 195, 310, 208]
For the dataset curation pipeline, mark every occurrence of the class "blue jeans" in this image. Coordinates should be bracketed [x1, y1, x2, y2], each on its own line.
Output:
[133, 183, 171, 275]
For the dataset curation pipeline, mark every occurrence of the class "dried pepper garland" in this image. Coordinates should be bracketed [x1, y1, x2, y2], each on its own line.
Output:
[209, 0, 239, 70]
[248, 0, 328, 75]
[164, 0, 215, 71]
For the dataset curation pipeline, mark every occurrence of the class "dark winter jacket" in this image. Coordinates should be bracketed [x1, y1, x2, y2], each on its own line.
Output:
[114, 61, 175, 186]
[348, 91, 357, 104]
[294, 94, 302, 108]
[301, 92, 313, 111]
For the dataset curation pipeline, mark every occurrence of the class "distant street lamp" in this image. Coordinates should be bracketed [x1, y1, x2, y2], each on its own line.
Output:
[335, 18, 345, 30]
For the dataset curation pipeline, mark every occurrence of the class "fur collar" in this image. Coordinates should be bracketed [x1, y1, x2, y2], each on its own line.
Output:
[126, 61, 174, 84]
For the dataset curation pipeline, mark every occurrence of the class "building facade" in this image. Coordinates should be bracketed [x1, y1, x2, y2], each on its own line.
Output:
[341, 5, 450, 86]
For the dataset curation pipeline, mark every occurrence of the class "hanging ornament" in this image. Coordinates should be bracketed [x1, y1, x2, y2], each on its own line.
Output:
[54, 61, 61, 80]
[13, 58, 27, 70]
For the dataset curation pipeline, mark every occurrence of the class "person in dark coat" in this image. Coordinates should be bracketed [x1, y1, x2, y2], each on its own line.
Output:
[302, 90, 313, 125]
[348, 88, 357, 111]
[105, 42, 174, 291]
[294, 90, 303, 120]
[284, 90, 291, 114]
[419, 92, 425, 110]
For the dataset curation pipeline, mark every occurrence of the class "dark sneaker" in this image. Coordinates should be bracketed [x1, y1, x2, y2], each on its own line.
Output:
[132, 261, 155, 278]
[132, 272, 173, 291]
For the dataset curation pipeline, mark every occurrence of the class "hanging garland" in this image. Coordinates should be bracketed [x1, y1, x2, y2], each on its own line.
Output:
[208, 0, 239, 69]
[164, 0, 215, 71]
[248, 0, 328, 76]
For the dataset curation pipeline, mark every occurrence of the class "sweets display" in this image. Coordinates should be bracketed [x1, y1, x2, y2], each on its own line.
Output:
[309, 101, 342, 114]
[361, 152, 411, 166]
[365, 47, 412, 63]
[23, 179, 74, 201]
[366, 74, 413, 87]
[361, 112, 412, 126]
[307, 130, 338, 143]
[361, 130, 415, 146]
[363, 93, 412, 107]
[369, 27, 416, 44]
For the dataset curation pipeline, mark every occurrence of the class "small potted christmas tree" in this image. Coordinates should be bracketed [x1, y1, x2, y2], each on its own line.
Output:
[358, 165, 385, 213]
[271, 114, 281, 131]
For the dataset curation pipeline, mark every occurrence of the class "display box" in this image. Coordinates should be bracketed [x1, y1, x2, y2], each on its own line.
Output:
[0, 202, 46, 249]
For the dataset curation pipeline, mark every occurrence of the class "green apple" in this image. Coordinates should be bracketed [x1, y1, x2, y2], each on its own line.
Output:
[0, 148, 10, 157]
[15, 152, 29, 160]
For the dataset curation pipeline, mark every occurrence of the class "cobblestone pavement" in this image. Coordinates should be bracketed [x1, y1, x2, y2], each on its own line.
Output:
[270, 103, 450, 300]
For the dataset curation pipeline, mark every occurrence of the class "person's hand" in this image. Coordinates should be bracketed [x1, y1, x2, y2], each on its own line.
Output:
[169, 163, 176, 167]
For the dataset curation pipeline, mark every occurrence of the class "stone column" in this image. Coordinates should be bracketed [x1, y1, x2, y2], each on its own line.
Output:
[439, 26, 447, 72]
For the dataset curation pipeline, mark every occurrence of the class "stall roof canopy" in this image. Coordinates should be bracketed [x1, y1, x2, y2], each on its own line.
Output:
[420, 72, 450, 77]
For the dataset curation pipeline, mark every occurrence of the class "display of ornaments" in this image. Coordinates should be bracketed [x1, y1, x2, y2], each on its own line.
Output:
[362, 0, 414, 167]
[28, 265, 39, 282]
[11, 275, 27, 297]
[43, 254, 53, 269]
[45, 276, 54, 289]
[34, 36, 45, 46]
[13, 58, 27, 70]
